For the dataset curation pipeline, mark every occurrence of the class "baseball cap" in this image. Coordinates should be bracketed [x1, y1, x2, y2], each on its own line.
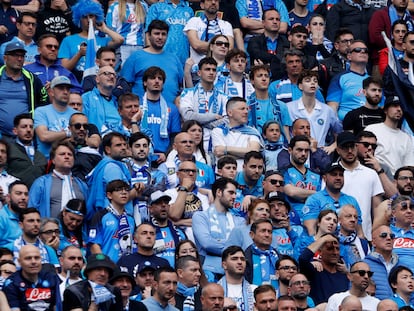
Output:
[322, 162, 345, 175]
[50, 76, 73, 89]
[337, 132, 356, 147]
[149, 190, 171, 205]
[384, 96, 401, 109]
[136, 261, 158, 274]
[265, 191, 291, 211]
[5, 42, 26, 54]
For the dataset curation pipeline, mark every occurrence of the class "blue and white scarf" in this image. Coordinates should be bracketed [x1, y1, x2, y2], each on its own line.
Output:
[195, 83, 222, 115]
[177, 282, 199, 311]
[200, 13, 222, 41]
[389, 5, 414, 32]
[251, 244, 278, 287]
[107, 204, 133, 256]
[217, 277, 255, 311]
[140, 93, 169, 139]
[207, 205, 235, 240]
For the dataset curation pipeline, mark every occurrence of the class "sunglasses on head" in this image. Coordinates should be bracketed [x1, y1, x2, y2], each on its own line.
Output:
[350, 270, 374, 277]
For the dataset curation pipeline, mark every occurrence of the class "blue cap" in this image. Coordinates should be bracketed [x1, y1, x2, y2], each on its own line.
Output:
[50, 76, 73, 89]
[5, 42, 26, 54]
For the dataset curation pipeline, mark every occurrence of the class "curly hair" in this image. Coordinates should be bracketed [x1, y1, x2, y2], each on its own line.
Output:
[72, 0, 104, 28]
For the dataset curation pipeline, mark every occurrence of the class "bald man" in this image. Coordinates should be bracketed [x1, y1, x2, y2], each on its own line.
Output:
[201, 283, 225, 311]
[377, 299, 398, 311]
[82, 65, 123, 134]
[3, 245, 61, 310]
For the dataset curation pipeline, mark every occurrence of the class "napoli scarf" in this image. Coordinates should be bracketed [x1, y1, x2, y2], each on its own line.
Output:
[217, 277, 255, 311]
[140, 93, 169, 138]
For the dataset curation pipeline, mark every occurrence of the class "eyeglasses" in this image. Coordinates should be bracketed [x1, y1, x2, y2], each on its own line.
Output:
[70, 123, 88, 130]
[99, 71, 116, 77]
[291, 280, 310, 286]
[41, 229, 60, 235]
[214, 41, 230, 47]
[0, 270, 14, 275]
[400, 201, 414, 211]
[350, 270, 374, 277]
[269, 179, 285, 186]
[357, 142, 377, 150]
[378, 232, 396, 239]
[279, 265, 298, 271]
[179, 169, 197, 174]
[338, 39, 354, 44]
[351, 47, 369, 54]
[7, 53, 25, 58]
[21, 21, 37, 27]
[397, 176, 414, 181]
[67, 256, 84, 261]
[311, 22, 324, 26]
[45, 44, 59, 50]
[113, 186, 130, 192]
[223, 306, 238, 311]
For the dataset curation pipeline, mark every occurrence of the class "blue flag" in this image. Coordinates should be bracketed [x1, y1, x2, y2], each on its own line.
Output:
[83, 18, 98, 79]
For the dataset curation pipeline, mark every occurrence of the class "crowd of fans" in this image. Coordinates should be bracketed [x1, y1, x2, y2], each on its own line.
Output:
[1, 0, 414, 309]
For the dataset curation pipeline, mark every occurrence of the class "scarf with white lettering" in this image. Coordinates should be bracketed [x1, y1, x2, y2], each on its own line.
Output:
[140, 93, 169, 139]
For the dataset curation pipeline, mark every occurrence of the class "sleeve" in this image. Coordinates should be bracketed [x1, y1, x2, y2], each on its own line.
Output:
[63, 287, 82, 311]
[28, 177, 47, 217]
[298, 247, 317, 279]
[368, 9, 387, 51]
[326, 73, 343, 103]
[103, 162, 128, 183]
[192, 212, 227, 255]
[145, 4, 157, 32]
[33, 75, 48, 107]
[3, 279, 21, 309]
[235, 0, 248, 18]
[88, 211, 104, 246]
[274, 0, 290, 24]
[211, 128, 226, 149]
[247, 36, 274, 64]
[342, 111, 353, 131]
[45, 245, 59, 265]
[225, 227, 242, 249]
[328, 107, 343, 133]
[353, 199, 363, 225]
[325, 294, 340, 311]
[221, 21, 234, 37]
[325, 4, 340, 42]
[58, 36, 73, 59]
[179, 89, 219, 123]
[277, 150, 290, 170]
[301, 194, 321, 221]
[183, 17, 199, 34]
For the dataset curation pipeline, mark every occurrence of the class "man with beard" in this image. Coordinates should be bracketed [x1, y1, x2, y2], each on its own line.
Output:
[86, 132, 144, 221]
[58, 245, 84, 299]
[175, 256, 202, 310]
[343, 77, 385, 135]
[193, 178, 246, 281]
[302, 163, 363, 237]
[245, 219, 279, 288]
[326, 261, 380, 311]
[121, 20, 183, 104]
[393, 167, 414, 197]
[34, 75, 77, 158]
[334, 131, 384, 241]
[7, 114, 47, 188]
[254, 284, 277, 311]
[282, 135, 321, 225]
[288, 273, 315, 311]
[217, 246, 255, 311]
[235, 151, 265, 200]
[337, 205, 370, 267]
[0, 181, 28, 249]
[143, 266, 179, 311]
[275, 255, 299, 297]
[365, 96, 414, 179]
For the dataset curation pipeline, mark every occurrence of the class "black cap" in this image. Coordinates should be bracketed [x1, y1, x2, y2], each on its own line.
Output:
[384, 96, 401, 109]
[136, 261, 158, 275]
[264, 170, 283, 179]
[322, 162, 345, 175]
[337, 132, 356, 147]
[109, 266, 136, 286]
[265, 191, 291, 211]
[84, 254, 115, 278]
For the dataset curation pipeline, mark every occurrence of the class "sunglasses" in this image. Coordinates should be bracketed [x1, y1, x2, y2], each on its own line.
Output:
[223, 306, 238, 311]
[279, 265, 298, 271]
[357, 142, 377, 150]
[351, 47, 369, 54]
[350, 270, 374, 277]
[214, 41, 230, 47]
[45, 44, 59, 50]
[378, 232, 396, 239]
[179, 169, 197, 174]
[269, 179, 284, 186]
[400, 201, 414, 211]
[291, 280, 310, 286]
[71, 123, 89, 130]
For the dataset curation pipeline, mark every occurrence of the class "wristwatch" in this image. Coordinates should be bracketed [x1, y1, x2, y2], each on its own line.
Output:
[178, 186, 188, 192]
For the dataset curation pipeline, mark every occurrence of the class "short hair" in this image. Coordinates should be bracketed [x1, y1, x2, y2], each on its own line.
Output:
[8, 180, 28, 194]
[388, 265, 413, 293]
[0, 139, 8, 153]
[248, 199, 269, 219]
[250, 218, 273, 233]
[0, 248, 13, 258]
[355, 130, 377, 141]
[13, 113, 33, 127]
[249, 64, 270, 80]
[102, 132, 126, 155]
[19, 207, 40, 222]
[143, 66, 166, 84]
[292, 118, 310, 129]
[61, 245, 84, 258]
[262, 8, 280, 20]
[244, 151, 264, 164]
[17, 12, 37, 23]
[276, 255, 298, 269]
[334, 28, 354, 43]
[198, 57, 217, 70]
[277, 295, 296, 305]
[225, 48, 247, 64]
[222, 245, 245, 261]
[289, 135, 311, 149]
[403, 31, 414, 42]
[254, 284, 276, 300]
[118, 93, 139, 109]
[282, 49, 304, 64]
[69, 112, 87, 125]
[394, 166, 414, 180]
[217, 155, 237, 169]
[96, 46, 116, 59]
[290, 25, 308, 36]
[176, 255, 199, 270]
[0, 259, 15, 268]
[362, 76, 383, 89]
[318, 209, 338, 224]
[50, 140, 75, 160]
[226, 96, 246, 112]
[297, 69, 319, 85]
[154, 266, 176, 282]
[40, 218, 59, 233]
[211, 177, 238, 199]
[129, 132, 151, 147]
[106, 179, 130, 193]
[147, 19, 169, 33]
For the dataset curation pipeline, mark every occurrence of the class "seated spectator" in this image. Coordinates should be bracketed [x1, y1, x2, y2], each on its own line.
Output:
[254, 284, 278, 311]
[288, 273, 317, 310]
[389, 266, 414, 308]
[58, 246, 84, 294]
[262, 121, 284, 171]
[58, 201, 87, 255]
[175, 255, 202, 310]
[39, 218, 61, 257]
[275, 255, 299, 297]
[0, 260, 16, 290]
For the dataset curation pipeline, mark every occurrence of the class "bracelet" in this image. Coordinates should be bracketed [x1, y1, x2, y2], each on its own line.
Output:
[377, 168, 385, 175]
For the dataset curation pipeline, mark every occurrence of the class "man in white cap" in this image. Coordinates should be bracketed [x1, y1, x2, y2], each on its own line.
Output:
[34, 75, 77, 158]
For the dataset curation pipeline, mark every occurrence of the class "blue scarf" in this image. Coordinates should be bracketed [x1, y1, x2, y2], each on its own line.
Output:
[207, 205, 235, 241]
[194, 83, 222, 116]
[200, 13, 221, 41]
[265, 141, 284, 151]
[177, 282, 198, 311]
[106, 204, 133, 256]
[217, 277, 255, 311]
[140, 93, 169, 139]
[248, 92, 283, 133]
[251, 244, 278, 287]
[389, 5, 414, 32]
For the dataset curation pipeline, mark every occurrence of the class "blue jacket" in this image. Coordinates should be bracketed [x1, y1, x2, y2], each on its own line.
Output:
[29, 174, 88, 218]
